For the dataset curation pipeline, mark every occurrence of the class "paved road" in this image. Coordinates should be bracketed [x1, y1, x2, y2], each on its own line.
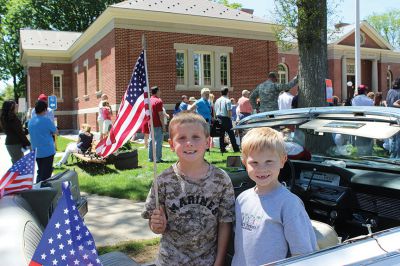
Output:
[0, 133, 157, 247]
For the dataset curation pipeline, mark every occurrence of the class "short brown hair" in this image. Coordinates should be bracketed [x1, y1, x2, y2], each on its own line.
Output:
[241, 127, 286, 160]
[168, 111, 210, 138]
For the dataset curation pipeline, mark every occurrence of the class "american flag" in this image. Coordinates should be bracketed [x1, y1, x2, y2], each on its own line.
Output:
[0, 150, 35, 198]
[96, 50, 150, 157]
[29, 182, 101, 266]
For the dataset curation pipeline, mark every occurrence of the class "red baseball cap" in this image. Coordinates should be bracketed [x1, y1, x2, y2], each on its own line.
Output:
[38, 93, 48, 101]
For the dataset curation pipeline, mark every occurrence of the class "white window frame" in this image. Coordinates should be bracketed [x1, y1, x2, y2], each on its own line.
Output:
[220, 53, 230, 87]
[51, 70, 64, 100]
[176, 50, 187, 87]
[174, 43, 233, 91]
[387, 70, 393, 90]
[277, 63, 288, 84]
[83, 59, 89, 97]
[193, 51, 213, 87]
[95, 50, 102, 93]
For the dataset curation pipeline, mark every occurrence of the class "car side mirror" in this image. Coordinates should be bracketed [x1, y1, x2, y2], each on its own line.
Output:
[226, 156, 243, 168]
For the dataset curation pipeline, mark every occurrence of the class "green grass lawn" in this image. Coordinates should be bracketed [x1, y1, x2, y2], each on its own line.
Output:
[54, 136, 239, 202]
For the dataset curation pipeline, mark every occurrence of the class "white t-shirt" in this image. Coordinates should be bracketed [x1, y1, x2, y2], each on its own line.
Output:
[278, 92, 294, 110]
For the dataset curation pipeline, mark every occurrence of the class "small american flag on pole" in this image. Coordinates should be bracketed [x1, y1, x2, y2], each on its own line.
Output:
[29, 182, 101, 266]
[96, 50, 149, 157]
[0, 150, 35, 198]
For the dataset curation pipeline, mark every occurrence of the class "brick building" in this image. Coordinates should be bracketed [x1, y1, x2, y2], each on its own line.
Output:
[20, 0, 277, 130]
[278, 21, 400, 102]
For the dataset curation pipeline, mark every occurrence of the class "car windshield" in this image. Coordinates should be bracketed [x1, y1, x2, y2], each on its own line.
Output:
[281, 126, 400, 170]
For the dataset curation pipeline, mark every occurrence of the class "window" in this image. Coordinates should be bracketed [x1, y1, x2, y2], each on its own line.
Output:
[193, 52, 212, 86]
[53, 75, 62, 98]
[84, 66, 88, 95]
[174, 43, 233, 90]
[96, 58, 101, 91]
[277, 64, 288, 84]
[51, 70, 64, 98]
[220, 54, 229, 86]
[176, 52, 185, 85]
[387, 70, 393, 90]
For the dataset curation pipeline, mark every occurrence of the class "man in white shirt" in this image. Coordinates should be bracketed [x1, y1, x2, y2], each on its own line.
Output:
[351, 85, 373, 155]
[278, 91, 294, 110]
[214, 87, 240, 153]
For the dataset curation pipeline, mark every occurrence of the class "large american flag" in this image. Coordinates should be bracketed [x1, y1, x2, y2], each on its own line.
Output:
[29, 182, 101, 266]
[0, 150, 35, 198]
[96, 50, 149, 157]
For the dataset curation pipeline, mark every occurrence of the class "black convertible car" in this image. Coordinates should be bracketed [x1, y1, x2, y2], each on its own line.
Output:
[227, 106, 400, 264]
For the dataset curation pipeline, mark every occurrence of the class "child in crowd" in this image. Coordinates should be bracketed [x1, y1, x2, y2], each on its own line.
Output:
[101, 101, 112, 139]
[232, 127, 317, 265]
[142, 111, 235, 266]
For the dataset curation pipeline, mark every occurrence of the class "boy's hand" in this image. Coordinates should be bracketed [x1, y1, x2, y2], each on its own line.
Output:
[149, 207, 167, 234]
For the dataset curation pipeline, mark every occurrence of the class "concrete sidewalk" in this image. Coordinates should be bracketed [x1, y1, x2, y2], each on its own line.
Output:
[0, 133, 158, 247]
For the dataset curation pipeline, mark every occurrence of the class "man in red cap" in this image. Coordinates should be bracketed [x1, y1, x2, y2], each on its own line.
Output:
[31, 93, 55, 123]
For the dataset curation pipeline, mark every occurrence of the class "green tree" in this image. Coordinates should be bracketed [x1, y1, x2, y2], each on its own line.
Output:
[31, 0, 120, 32]
[367, 10, 400, 49]
[274, 0, 328, 108]
[0, 84, 15, 107]
[213, 0, 242, 9]
[0, 0, 37, 100]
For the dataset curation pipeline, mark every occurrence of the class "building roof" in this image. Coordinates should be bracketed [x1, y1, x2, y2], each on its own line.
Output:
[20, 29, 81, 51]
[112, 0, 270, 23]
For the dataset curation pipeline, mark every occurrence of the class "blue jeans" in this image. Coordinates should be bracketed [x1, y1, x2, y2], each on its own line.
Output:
[148, 127, 163, 162]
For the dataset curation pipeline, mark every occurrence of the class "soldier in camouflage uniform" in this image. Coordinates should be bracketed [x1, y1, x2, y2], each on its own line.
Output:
[250, 72, 298, 113]
[142, 112, 235, 266]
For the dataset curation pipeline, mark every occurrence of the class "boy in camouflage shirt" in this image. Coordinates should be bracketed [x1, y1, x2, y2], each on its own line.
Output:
[142, 111, 235, 266]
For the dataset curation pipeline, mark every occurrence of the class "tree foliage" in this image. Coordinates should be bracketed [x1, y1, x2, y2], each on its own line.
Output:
[214, 0, 242, 10]
[366, 9, 400, 49]
[274, 0, 330, 108]
[0, 0, 38, 100]
[31, 0, 119, 32]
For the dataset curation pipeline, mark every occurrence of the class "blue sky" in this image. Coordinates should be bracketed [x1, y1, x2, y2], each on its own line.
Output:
[234, 0, 399, 23]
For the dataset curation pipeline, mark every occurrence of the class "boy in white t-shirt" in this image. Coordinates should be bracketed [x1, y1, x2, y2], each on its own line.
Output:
[232, 127, 317, 265]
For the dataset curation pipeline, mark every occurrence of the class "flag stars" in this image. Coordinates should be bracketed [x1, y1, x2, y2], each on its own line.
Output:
[74, 259, 80, 265]
[50, 248, 56, 255]
[57, 233, 62, 239]
[83, 254, 89, 260]
[61, 254, 67, 260]
[65, 219, 70, 225]
[48, 237, 54, 244]
[41, 253, 47, 260]
[66, 229, 71, 235]
[74, 215, 79, 221]
[52, 259, 58, 265]
[91, 248, 97, 254]
[70, 249, 76, 255]
[59, 243, 64, 250]
[75, 225, 81, 231]
[64, 208, 69, 214]
[77, 234, 82, 241]
[68, 239, 73, 245]
[79, 244, 84, 250]
[87, 240, 93, 245]
[55, 222, 60, 229]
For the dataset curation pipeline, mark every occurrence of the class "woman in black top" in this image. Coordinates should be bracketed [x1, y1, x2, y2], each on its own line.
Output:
[1, 100, 31, 163]
[55, 124, 93, 167]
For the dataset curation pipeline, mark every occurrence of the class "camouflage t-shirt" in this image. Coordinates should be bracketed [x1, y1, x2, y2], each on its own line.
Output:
[142, 163, 235, 266]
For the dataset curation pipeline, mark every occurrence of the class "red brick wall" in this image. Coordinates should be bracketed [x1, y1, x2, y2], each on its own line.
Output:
[114, 29, 277, 104]
[328, 59, 343, 99]
[339, 30, 383, 49]
[28, 64, 73, 129]
[72, 30, 116, 131]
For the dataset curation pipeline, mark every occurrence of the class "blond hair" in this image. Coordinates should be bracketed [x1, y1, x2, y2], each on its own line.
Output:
[241, 127, 286, 159]
[201, 87, 210, 96]
[168, 111, 210, 138]
[81, 123, 91, 133]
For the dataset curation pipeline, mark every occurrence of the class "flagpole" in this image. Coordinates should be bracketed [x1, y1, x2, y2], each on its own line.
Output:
[142, 34, 159, 209]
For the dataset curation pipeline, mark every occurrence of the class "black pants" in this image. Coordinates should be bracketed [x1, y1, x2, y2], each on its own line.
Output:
[217, 116, 240, 152]
[36, 155, 55, 183]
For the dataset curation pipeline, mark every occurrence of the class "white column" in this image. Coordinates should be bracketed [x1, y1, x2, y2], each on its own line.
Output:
[355, 0, 361, 92]
[372, 59, 378, 92]
[341, 56, 347, 101]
